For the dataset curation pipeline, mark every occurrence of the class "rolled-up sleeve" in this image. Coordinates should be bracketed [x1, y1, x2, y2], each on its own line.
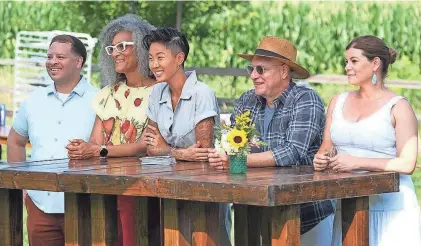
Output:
[146, 86, 159, 123]
[271, 91, 325, 166]
[194, 88, 219, 125]
[91, 86, 108, 119]
[12, 100, 29, 137]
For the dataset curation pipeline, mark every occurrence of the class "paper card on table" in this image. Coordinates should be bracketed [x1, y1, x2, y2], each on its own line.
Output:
[140, 156, 176, 165]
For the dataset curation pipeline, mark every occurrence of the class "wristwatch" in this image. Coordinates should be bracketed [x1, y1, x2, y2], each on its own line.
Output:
[99, 145, 108, 158]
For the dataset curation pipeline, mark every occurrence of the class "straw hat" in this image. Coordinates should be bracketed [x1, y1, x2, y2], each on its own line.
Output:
[237, 36, 310, 79]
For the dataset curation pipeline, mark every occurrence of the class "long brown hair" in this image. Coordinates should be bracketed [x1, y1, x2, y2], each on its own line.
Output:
[346, 35, 397, 78]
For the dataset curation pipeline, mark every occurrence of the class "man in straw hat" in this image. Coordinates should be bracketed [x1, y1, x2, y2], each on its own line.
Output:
[208, 36, 334, 245]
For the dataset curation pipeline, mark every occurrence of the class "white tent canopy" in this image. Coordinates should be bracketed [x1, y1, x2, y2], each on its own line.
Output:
[13, 30, 97, 117]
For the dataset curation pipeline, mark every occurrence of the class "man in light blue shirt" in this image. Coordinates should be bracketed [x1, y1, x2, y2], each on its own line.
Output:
[7, 35, 97, 246]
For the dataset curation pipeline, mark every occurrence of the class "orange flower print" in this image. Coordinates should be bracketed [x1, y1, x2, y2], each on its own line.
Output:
[125, 123, 138, 143]
[102, 117, 115, 142]
[134, 98, 142, 107]
[121, 120, 130, 134]
[114, 84, 119, 92]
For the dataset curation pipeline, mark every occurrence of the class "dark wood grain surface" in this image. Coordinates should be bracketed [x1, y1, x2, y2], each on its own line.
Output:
[0, 157, 399, 206]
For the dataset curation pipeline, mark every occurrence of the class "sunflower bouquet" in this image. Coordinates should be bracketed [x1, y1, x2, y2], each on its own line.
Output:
[215, 111, 264, 173]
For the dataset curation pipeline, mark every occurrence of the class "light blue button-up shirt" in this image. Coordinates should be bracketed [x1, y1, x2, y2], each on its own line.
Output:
[12, 76, 98, 213]
[146, 71, 219, 148]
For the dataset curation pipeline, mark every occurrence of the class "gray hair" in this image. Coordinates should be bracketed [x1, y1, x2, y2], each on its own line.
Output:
[99, 14, 155, 86]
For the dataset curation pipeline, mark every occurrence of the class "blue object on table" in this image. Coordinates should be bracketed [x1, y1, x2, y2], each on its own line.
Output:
[0, 104, 5, 126]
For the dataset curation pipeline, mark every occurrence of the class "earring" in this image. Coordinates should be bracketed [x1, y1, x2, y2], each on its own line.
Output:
[371, 73, 377, 85]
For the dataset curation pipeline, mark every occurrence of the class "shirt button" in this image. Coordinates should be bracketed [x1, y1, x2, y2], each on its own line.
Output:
[58, 121, 61, 125]
[54, 138, 58, 142]
[51, 155, 54, 159]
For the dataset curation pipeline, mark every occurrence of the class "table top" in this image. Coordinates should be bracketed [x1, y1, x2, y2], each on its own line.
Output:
[0, 157, 399, 206]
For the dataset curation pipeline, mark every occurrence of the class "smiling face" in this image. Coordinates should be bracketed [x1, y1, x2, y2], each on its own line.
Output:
[111, 31, 138, 74]
[345, 47, 379, 86]
[45, 42, 82, 84]
[148, 42, 184, 82]
[249, 56, 290, 100]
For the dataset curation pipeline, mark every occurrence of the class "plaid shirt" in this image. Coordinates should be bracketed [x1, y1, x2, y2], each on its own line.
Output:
[231, 82, 334, 234]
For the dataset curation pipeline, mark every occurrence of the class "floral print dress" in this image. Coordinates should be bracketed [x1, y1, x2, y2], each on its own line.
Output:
[92, 82, 153, 145]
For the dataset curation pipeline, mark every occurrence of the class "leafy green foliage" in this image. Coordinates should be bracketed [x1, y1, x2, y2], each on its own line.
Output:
[2, 1, 421, 110]
[2, 1, 421, 77]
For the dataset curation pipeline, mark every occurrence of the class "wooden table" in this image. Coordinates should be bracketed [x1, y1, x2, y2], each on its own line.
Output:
[0, 157, 399, 246]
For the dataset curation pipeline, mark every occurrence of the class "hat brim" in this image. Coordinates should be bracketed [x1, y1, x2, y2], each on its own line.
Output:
[237, 53, 310, 79]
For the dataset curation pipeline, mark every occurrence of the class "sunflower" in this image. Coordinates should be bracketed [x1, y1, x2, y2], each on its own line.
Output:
[227, 128, 248, 149]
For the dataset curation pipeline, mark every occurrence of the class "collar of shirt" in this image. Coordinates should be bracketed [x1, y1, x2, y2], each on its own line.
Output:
[256, 81, 296, 108]
[159, 70, 199, 104]
[45, 75, 89, 97]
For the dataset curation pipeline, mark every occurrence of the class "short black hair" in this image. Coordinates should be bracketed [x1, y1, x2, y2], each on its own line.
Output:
[143, 27, 189, 66]
[50, 35, 87, 66]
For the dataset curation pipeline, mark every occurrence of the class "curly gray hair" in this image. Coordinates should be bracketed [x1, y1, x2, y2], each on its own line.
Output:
[99, 14, 155, 86]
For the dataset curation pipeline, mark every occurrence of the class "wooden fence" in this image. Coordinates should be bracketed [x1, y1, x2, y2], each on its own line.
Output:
[2, 58, 421, 116]
[2, 58, 421, 89]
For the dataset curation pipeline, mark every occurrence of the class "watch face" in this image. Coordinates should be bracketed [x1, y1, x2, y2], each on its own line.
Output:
[100, 147, 108, 157]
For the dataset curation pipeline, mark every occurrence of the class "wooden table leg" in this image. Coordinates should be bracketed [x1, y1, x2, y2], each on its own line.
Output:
[191, 202, 228, 246]
[234, 204, 261, 246]
[261, 205, 300, 246]
[342, 197, 369, 246]
[64, 193, 91, 246]
[0, 189, 23, 246]
[133, 197, 162, 246]
[163, 199, 190, 246]
[90, 194, 117, 246]
[163, 199, 229, 246]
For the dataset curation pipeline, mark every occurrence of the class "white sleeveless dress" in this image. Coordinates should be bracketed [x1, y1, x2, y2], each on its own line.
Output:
[330, 92, 421, 246]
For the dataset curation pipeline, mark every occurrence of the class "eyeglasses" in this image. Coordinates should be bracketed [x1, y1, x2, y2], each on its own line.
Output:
[245, 64, 286, 75]
[105, 41, 134, 55]
[245, 65, 266, 75]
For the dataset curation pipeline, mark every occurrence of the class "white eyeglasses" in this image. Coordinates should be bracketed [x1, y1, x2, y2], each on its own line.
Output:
[105, 41, 134, 55]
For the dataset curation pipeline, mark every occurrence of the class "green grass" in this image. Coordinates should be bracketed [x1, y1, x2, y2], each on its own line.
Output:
[412, 157, 421, 204]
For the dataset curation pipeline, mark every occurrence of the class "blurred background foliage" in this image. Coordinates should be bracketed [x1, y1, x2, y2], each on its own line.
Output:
[1, 1, 421, 102]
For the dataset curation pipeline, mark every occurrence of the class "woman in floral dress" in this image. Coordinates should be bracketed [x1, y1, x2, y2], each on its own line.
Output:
[66, 14, 158, 246]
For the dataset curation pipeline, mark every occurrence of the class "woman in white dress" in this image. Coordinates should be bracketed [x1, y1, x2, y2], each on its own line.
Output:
[313, 35, 421, 246]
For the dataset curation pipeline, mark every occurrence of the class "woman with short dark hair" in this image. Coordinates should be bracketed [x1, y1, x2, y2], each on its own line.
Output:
[143, 28, 231, 245]
[143, 27, 219, 160]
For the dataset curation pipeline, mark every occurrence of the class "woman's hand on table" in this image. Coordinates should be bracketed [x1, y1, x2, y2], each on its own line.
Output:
[328, 153, 358, 172]
[180, 142, 209, 161]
